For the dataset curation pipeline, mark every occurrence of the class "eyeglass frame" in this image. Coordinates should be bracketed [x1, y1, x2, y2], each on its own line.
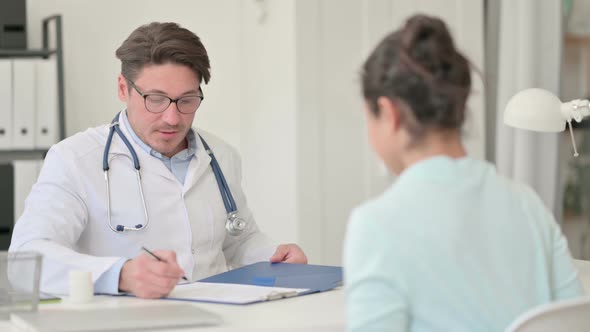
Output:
[125, 77, 204, 114]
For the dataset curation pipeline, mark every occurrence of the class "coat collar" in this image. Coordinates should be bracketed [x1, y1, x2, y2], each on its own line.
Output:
[183, 133, 213, 192]
[105, 111, 212, 189]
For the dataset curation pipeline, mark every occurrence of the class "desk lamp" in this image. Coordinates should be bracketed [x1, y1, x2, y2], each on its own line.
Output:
[504, 88, 590, 156]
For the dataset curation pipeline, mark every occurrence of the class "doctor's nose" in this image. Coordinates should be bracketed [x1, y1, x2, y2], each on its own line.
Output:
[161, 103, 182, 126]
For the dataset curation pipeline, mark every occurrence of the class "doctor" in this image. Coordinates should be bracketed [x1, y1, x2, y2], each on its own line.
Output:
[10, 22, 307, 299]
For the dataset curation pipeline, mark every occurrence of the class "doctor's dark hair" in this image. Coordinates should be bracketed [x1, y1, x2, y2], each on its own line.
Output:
[361, 14, 471, 139]
[115, 22, 211, 85]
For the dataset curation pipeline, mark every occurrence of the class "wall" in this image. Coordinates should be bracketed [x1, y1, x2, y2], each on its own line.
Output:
[27, 0, 244, 147]
[26, 0, 485, 265]
[296, 0, 485, 265]
[26, 0, 300, 246]
[239, 1, 299, 243]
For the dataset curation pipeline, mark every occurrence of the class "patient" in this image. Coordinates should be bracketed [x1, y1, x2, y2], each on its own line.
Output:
[343, 14, 584, 332]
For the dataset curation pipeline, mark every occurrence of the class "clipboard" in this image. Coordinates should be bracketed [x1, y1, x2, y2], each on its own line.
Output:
[199, 261, 343, 294]
[161, 262, 342, 305]
[167, 282, 310, 305]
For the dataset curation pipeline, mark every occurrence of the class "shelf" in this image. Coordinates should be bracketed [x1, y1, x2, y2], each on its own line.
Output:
[0, 16, 65, 163]
[0, 15, 64, 159]
[0, 149, 49, 154]
[0, 49, 56, 58]
[0, 150, 48, 163]
[1, 15, 65, 143]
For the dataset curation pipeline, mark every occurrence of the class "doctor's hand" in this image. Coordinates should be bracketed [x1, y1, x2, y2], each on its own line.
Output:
[119, 250, 185, 299]
[269, 244, 308, 264]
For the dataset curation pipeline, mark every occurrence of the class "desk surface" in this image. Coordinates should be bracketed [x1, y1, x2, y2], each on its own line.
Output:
[166, 288, 346, 331]
[3, 260, 590, 331]
[1, 289, 346, 332]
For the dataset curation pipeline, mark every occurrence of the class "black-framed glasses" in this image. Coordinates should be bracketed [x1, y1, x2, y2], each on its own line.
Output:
[127, 79, 204, 114]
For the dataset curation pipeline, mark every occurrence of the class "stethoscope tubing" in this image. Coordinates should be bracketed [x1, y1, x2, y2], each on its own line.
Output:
[199, 138, 237, 213]
[102, 111, 243, 235]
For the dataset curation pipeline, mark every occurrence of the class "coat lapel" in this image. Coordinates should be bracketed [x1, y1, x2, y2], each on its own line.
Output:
[182, 130, 212, 193]
[106, 112, 177, 183]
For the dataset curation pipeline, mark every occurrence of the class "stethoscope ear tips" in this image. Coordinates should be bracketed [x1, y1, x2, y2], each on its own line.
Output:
[115, 224, 144, 232]
[114, 224, 144, 232]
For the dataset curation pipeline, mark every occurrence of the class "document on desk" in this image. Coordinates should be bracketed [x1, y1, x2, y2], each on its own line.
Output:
[167, 281, 310, 305]
[200, 261, 343, 293]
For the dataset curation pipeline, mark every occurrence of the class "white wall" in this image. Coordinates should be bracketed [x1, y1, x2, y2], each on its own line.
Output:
[239, 1, 299, 244]
[27, 0, 244, 147]
[296, 0, 485, 265]
[26, 0, 300, 246]
[26, 0, 485, 265]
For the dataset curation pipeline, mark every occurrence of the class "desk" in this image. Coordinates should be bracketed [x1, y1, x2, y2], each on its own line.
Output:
[3, 261, 590, 331]
[1, 289, 346, 332]
[165, 289, 346, 331]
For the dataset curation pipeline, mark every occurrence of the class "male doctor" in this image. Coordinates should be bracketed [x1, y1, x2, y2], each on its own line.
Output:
[9, 22, 307, 299]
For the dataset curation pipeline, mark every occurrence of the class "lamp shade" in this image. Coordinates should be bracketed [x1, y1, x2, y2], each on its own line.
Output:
[503, 88, 566, 132]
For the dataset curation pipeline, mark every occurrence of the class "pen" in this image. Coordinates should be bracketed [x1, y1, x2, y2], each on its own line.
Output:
[141, 246, 188, 281]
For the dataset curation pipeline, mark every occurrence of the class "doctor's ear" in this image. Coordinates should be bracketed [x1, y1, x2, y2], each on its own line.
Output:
[117, 74, 130, 102]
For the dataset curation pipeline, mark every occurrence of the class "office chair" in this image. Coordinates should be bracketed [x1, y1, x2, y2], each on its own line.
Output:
[505, 296, 590, 332]
[574, 259, 590, 293]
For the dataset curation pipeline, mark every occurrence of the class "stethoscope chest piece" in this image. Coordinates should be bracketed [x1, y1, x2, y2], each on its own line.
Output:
[225, 211, 246, 236]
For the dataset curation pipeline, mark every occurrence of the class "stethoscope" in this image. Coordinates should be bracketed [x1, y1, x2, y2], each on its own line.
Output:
[102, 112, 247, 236]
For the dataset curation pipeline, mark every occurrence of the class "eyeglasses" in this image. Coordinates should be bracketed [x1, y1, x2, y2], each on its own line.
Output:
[126, 79, 204, 114]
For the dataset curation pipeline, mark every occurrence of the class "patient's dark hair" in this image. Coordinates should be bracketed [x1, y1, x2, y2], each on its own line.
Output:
[361, 14, 471, 139]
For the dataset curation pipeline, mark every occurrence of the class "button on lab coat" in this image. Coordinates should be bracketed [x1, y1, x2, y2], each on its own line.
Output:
[9, 113, 277, 294]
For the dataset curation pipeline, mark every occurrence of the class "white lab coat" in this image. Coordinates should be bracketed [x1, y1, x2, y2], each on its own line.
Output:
[9, 112, 277, 295]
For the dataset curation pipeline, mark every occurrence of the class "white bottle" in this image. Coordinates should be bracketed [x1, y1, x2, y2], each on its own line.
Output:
[69, 270, 93, 304]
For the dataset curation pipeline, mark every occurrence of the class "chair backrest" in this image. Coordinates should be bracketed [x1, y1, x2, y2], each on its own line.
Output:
[505, 297, 590, 332]
[573, 259, 590, 293]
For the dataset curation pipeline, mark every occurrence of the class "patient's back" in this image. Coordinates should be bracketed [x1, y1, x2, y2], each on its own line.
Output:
[344, 156, 584, 332]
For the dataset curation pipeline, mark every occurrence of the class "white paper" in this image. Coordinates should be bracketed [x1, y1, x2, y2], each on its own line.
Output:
[168, 282, 309, 304]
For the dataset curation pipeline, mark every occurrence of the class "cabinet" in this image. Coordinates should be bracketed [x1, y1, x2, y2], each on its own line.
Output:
[0, 15, 64, 249]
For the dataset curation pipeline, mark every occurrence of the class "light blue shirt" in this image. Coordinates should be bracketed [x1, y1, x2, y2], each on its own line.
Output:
[94, 111, 197, 294]
[344, 156, 584, 332]
[121, 110, 197, 184]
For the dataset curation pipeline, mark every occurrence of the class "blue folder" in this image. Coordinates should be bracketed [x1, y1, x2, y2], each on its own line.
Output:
[198, 262, 343, 294]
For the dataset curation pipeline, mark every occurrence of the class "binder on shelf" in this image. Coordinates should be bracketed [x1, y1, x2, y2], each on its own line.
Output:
[35, 56, 59, 149]
[0, 60, 13, 150]
[12, 59, 36, 149]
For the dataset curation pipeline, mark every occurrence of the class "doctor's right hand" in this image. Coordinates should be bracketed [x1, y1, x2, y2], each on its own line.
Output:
[118, 250, 185, 299]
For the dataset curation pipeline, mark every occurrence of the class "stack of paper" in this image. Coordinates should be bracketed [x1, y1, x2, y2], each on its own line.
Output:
[168, 282, 309, 305]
